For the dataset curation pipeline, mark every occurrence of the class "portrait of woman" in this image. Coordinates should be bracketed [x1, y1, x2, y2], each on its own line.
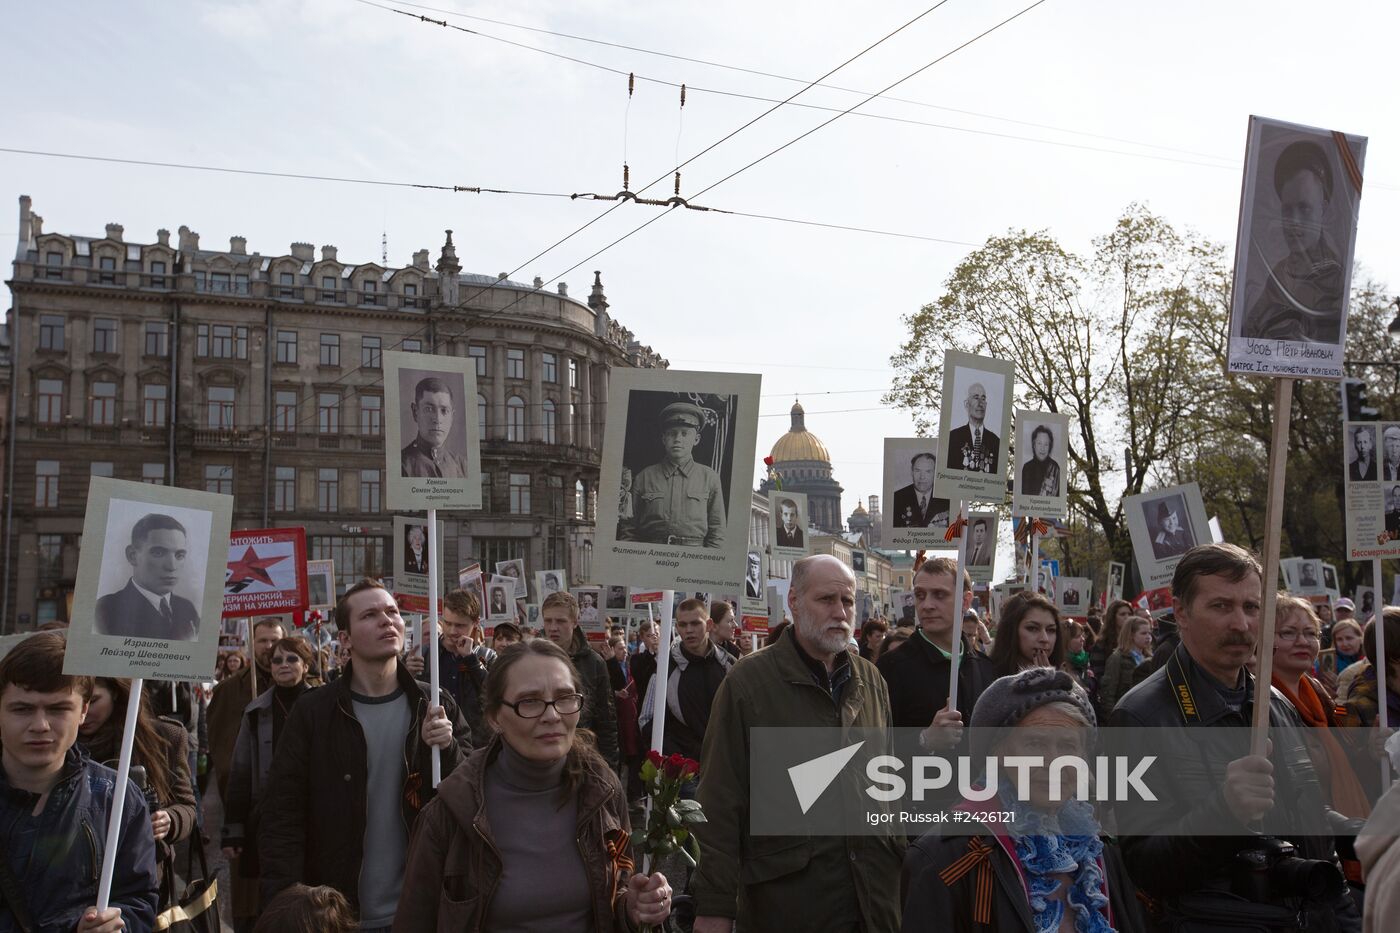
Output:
[1019, 423, 1062, 498]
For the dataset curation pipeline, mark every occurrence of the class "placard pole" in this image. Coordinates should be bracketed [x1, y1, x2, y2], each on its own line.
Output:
[427, 508, 442, 788]
[1250, 378, 1292, 758]
[643, 591, 676, 874]
[948, 500, 970, 713]
[1031, 529, 1041, 590]
[96, 676, 143, 911]
[1375, 556, 1392, 788]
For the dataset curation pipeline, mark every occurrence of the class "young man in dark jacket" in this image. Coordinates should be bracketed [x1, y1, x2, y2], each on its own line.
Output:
[258, 580, 471, 929]
[1111, 544, 1361, 932]
[0, 632, 159, 933]
[639, 598, 734, 762]
[405, 587, 495, 744]
[541, 591, 619, 769]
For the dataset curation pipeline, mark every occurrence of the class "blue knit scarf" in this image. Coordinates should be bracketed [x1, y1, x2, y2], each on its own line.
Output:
[998, 783, 1115, 933]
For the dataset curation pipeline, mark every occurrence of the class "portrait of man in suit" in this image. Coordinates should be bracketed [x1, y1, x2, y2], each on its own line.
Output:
[1349, 425, 1377, 481]
[403, 523, 429, 575]
[967, 518, 993, 567]
[775, 498, 804, 548]
[487, 582, 511, 621]
[1384, 425, 1400, 482]
[947, 381, 1001, 474]
[891, 452, 950, 528]
[94, 513, 201, 641]
[1386, 484, 1400, 538]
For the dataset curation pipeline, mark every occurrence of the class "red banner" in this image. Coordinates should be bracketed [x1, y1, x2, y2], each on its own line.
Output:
[222, 527, 308, 618]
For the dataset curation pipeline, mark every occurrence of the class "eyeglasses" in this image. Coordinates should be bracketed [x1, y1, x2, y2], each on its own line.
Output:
[1276, 629, 1321, 644]
[501, 693, 584, 719]
[271, 655, 304, 665]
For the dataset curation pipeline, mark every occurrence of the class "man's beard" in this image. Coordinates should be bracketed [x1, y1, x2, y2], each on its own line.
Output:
[795, 612, 851, 656]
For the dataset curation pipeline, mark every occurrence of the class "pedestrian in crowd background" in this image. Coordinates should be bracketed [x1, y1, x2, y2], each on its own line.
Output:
[1059, 618, 1098, 697]
[858, 617, 889, 662]
[393, 639, 674, 931]
[541, 590, 620, 771]
[1089, 599, 1132, 686]
[253, 883, 357, 933]
[1320, 618, 1365, 697]
[404, 587, 495, 744]
[221, 649, 246, 681]
[1341, 611, 1400, 732]
[210, 619, 285, 798]
[709, 599, 741, 660]
[986, 591, 1063, 679]
[1099, 616, 1152, 716]
[605, 633, 643, 799]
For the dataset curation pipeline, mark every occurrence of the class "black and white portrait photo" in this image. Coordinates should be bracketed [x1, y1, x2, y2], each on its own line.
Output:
[1144, 494, 1195, 561]
[745, 550, 764, 602]
[391, 516, 442, 605]
[893, 452, 948, 528]
[934, 351, 1016, 503]
[1107, 562, 1125, 603]
[486, 581, 513, 622]
[1012, 410, 1071, 521]
[94, 507, 208, 641]
[894, 590, 915, 627]
[1057, 577, 1089, 614]
[1228, 116, 1367, 379]
[852, 551, 866, 574]
[495, 559, 527, 598]
[1322, 563, 1339, 593]
[66, 478, 233, 681]
[594, 369, 760, 594]
[606, 584, 628, 611]
[966, 517, 993, 567]
[536, 569, 567, 601]
[768, 490, 809, 560]
[402, 522, 429, 576]
[383, 350, 482, 511]
[307, 559, 335, 610]
[1125, 483, 1209, 590]
[573, 587, 602, 624]
[1349, 425, 1378, 481]
[882, 438, 953, 549]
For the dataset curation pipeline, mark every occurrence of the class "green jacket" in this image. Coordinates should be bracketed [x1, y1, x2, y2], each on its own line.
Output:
[691, 626, 905, 932]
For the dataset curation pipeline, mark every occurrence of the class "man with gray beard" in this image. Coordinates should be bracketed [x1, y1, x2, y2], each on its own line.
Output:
[690, 555, 904, 933]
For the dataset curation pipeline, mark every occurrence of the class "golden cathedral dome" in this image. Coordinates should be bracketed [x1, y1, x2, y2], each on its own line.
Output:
[769, 400, 832, 463]
[851, 500, 868, 515]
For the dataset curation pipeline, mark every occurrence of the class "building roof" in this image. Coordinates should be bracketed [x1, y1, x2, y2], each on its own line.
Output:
[769, 400, 832, 464]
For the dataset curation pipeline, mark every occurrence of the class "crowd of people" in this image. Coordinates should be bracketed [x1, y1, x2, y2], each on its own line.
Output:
[2, 544, 1399, 931]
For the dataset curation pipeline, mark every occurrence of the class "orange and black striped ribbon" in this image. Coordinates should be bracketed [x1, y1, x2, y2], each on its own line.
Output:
[1332, 130, 1364, 195]
[938, 836, 994, 925]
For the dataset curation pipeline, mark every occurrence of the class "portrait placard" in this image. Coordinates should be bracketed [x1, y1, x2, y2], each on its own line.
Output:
[1280, 557, 1302, 593]
[1227, 115, 1367, 380]
[495, 559, 527, 598]
[1355, 586, 1377, 621]
[1124, 482, 1210, 591]
[742, 549, 767, 614]
[851, 551, 867, 574]
[767, 579, 790, 627]
[1342, 421, 1400, 559]
[222, 527, 308, 618]
[881, 437, 952, 549]
[1012, 410, 1069, 519]
[768, 490, 810, 561]
[934, 350, 1015, 503]
[572, 586, 605, 640]
[392, 515, 445, 613]
[484, 580, 514, 623]
[605, 584, 629, 611]
[1322, 563, 1340, 600]
[593, 368, 761, 591]
[1295, 558, 1326, 596]
[965, 511, 998, 584]
[64, 477, 233, 681]
[1106, 561, 1125, 604]
[892, 590, 916, 627]
[306, 559, 336, 611]
[1056, 577, 1090, 616]
[383, 349, 482, 511]
[535, 569, 568, 602]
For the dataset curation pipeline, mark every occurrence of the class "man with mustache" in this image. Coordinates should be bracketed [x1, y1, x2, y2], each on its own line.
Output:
[620, 401, 725, 548]
[1111, 544, 1360, 931]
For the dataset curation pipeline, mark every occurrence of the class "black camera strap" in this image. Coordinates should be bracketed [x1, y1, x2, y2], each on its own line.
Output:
[1165, 651, 1204, 724]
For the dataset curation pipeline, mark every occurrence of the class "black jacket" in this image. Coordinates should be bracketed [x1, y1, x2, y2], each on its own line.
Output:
[1109, 643, 1361, 932]
[257, 661, 471, 911]
[877, 630, 995, 735]
[570, 629, 620, 767]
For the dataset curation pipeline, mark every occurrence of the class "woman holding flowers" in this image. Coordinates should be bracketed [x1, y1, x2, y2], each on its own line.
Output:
[393, 638, 673, 931]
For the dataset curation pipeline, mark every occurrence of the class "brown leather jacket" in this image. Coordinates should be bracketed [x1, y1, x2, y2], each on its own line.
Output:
[392, 735, 638, 933]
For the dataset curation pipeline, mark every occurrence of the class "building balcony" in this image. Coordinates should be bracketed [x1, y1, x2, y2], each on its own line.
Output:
[189, 427, 257, 448]
[269, 430, 387, 453]
[13, 421, 170, 445]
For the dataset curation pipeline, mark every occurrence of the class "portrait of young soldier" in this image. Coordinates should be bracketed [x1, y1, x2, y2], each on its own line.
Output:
[618, 401, 726, 548]
[400, 374, 469, 479]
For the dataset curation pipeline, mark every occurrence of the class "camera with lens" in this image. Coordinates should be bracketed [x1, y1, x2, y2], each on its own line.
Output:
[1231, 836, 1344, 906]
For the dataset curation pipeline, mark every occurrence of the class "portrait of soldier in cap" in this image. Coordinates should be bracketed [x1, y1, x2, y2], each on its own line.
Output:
[400, 373, 469, 478]
[618, 399, 726, 548]
[1146, 495, 1194, 560]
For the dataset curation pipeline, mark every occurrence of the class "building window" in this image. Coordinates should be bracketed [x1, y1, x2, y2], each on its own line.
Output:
[506, 348, 525, 379]
[37, 378, 63, 424]
[361, 336, 382, 370]
[150, 260, 167, 287]
[321, 275, 337, 301]
[274, 467, 296, 512]
[210, 271, 231, 293]
[506, 396, 525, 442]
[569, 358, 579, 388]
[37, 534, 63, 581]
[477, 394, 488, 438]
[541, 400, 557, 444]
[361, 280, 379, 305]
[548, 475, 564, 517]
[403, 282, 419, 307]
[469, 345, 487, 376]
[575, 479, 587, 520]
[39, 314, 64, 351]
[206, 386, 236, 429]
[472, 537, 527, 571]
[279, 271, 296, 299]
[319, 333, 340, 367]
[318, 393, 341, 433]
[45, 251, 63, 279]
[205, 464, 233, 495]
[542, 352, 558, 383]
[144, 321, 169, 357]
[141, 384, 167, 428]
[196, 324, 207, 356]
[91, 462, 114, 478]
[142, 462, 166, 484]
[274, 390, 297, 432]
[235, 273, 249, 294]
[92, 318, 118, 354]
[98, 255, 117, 284]
[318, 468, 339, 512]
[276, 330, 297, 364]
[360, 469, 382, 513]
[480, 471, 493, 509]
[90, 381, 117, 426]
[35, 460, 59, 507]
[402, 338, 422, 353]
[310, 535, 389, 592]
[360, 395, 382, 436]
[509, 473, 531, 514]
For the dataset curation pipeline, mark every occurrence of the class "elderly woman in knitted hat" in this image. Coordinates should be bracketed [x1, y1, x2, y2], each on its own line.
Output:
[900, 668, 1146, 933]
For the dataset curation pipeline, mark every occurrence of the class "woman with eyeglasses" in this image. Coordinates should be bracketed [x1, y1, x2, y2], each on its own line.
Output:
[394, 638, 673, 932]
[222, 636, 317, 926]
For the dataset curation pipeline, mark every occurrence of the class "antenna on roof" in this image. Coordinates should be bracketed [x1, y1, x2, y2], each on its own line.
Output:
[381, 229, 388, 266]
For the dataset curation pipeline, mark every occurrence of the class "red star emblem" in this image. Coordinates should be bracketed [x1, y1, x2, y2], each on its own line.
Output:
[226, 546, 288, 588]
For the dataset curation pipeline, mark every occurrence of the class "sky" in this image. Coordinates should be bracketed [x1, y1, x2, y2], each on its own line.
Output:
[5, 0, 1399, 581]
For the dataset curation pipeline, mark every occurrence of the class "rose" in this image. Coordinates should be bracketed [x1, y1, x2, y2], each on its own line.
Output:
[646, 749, 665, 769]
[662, 753, 687, 780]
[763, 455, 774, 467]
